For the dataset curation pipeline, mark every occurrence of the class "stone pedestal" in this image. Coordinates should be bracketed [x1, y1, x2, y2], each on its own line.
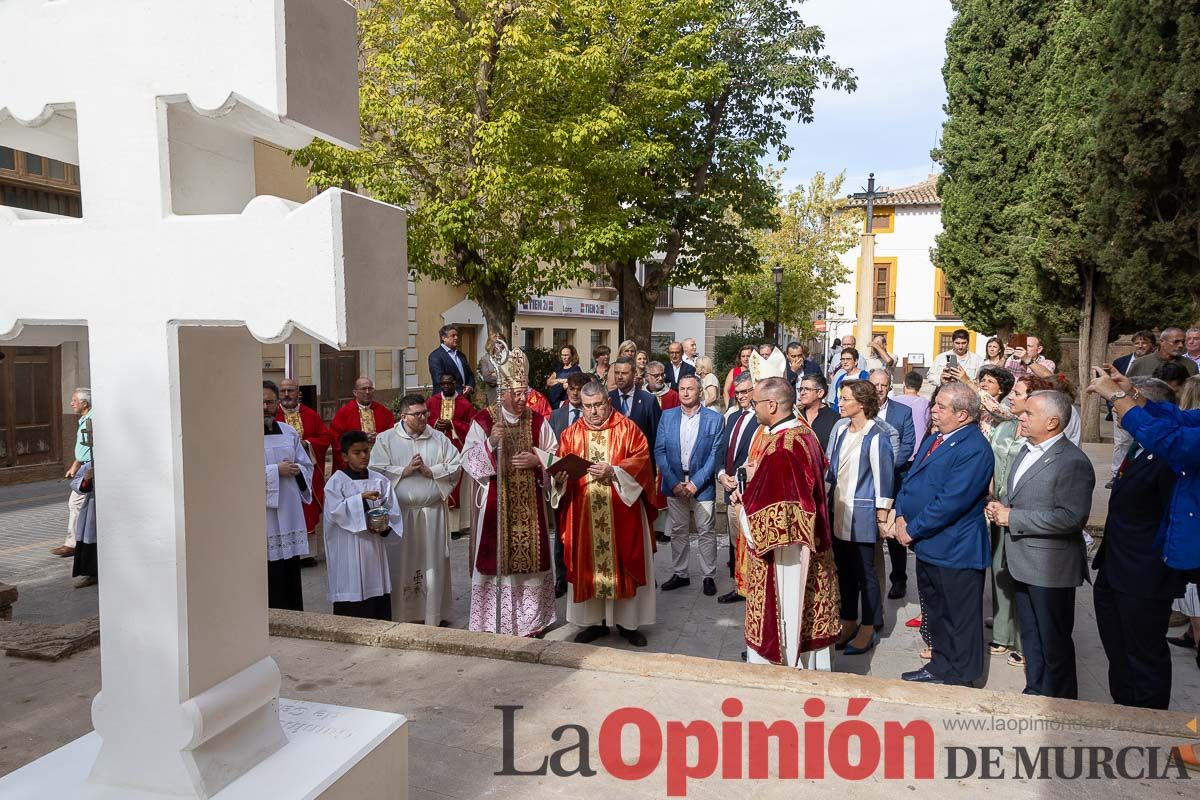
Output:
[0, 699, 408, 800]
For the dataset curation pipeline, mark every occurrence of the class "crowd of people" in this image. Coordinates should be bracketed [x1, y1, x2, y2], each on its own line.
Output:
[57, 322, 1199, 722]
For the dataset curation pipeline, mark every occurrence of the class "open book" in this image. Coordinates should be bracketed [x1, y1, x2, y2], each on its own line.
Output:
[533, 448, 593, 480]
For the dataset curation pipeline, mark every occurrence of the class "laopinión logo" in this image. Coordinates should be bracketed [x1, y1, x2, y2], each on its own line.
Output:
[495, 699, 1192, 795]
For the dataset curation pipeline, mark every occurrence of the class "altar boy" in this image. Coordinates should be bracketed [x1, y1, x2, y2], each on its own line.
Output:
[322, 431, 403, 620]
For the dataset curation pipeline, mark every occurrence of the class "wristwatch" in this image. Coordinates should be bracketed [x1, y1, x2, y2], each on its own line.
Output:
[1107, 390, 1128, 403]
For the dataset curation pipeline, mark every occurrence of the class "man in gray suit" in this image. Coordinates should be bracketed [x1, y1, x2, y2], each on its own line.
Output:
[986, 391, 1094, 699]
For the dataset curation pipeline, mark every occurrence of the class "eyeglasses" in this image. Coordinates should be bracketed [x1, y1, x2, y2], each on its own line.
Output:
[798, 386, 819, 394]
[734, 389, 751, 396]
[747, 398, 777, 408]
[581, 401, 607, 411]
[404, 410, 429, 418]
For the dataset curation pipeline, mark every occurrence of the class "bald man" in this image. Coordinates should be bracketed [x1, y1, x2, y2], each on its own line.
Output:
[329, 376, 396, 471]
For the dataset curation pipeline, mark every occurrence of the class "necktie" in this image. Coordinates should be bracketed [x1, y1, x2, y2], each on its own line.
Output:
[571, 407, 580, 425]
[726, 412, 747, 473]
[923, 433, 945, 460]
[1115, 442, 1139, 479]
[623, 394, 632, 415]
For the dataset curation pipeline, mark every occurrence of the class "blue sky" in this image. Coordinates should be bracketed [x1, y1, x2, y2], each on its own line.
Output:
[769, 0, 955, 195]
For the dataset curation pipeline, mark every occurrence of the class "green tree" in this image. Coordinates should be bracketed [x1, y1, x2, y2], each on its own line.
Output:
[711, 172, 858, 339]
[934, 0, 1056, 337]
[293, 0, 596, 338]
[1090, 0, 1200, 321]
[566, 0, 854, 350]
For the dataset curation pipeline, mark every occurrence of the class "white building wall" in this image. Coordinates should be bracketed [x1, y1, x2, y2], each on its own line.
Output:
[653, 285, 708, 354]
[828, 205, 986, 371]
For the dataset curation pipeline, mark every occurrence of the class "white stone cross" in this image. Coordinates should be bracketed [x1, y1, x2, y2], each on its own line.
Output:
[0, 1, 408, 798]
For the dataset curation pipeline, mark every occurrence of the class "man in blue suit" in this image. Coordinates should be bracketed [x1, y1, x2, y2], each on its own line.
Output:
[427, 324, 475, 394]
[869, 370, 916, 599]
[609, 357, 661, 454]
[892, 382, 994, 686]
[654, 375, 725, 596]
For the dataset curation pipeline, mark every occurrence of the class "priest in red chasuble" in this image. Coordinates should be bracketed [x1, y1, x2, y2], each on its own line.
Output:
[739, 376, 839, 670]
[551, 381, 658, 648]
[526, 387, 553, 418]
[427, 372, 475, 535]
[275, 378, 331, 534]
[329, 376, 395, 471]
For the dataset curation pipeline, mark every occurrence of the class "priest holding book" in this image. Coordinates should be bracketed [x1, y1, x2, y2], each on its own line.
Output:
[551, 381, 658, 647]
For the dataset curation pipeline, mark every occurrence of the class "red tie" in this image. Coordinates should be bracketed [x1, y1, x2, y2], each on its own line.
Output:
[923, 433, 945, 460]
[726, 412, 747, 473]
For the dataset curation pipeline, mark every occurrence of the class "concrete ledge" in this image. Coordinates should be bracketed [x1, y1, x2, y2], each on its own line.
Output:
[0, 582, 16, 621]
[270, 610, 1198, 741]
[0, 615, 99, 661]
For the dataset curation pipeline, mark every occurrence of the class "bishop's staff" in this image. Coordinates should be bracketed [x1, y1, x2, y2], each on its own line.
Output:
[487, 335, 510, 635]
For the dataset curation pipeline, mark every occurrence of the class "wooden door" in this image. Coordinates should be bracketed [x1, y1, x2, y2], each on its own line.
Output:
[318, 345, 360, 420]
[0, 347, 61, 468]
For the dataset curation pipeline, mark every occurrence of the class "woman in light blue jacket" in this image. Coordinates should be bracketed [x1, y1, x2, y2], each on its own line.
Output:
[826, 379, 895, 655]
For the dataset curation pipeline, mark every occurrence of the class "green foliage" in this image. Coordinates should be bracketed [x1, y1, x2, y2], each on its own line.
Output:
[1090, 0, 1200, 321]
[714, 326, 764, 377]
[711, 171, 857, 336]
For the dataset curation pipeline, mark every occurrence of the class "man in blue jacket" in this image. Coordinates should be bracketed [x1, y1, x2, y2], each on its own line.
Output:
[869, 370, 916, 599]
[654, 375, 725, 596]
[892, 382, 994, 686]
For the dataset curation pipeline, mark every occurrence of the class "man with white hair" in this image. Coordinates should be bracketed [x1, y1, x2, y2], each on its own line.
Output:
[892, 382, 994, 686]
[52, 388, 93, 558]
[986, 391, 1094, 699]
[682, 337, 699, 367]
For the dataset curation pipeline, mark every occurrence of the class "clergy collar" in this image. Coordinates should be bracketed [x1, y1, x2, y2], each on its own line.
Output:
[399, 421, 428, 439]
[264, 420, 283, 436]
[767, 415, 798, 434]
[280, 402, 300, 413]
[341, 466, 370, 480]
[356, 401, 373, 410]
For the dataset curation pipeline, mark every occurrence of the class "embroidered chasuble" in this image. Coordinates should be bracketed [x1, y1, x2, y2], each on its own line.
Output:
[740, 419, 839, 665]
[554, 413, 658, 604]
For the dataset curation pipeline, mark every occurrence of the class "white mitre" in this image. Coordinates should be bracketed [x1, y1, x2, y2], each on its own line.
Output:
[749, 347, 787, 381]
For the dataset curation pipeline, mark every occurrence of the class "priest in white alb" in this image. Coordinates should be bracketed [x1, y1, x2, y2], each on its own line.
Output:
[263, 380, 315, 611]
[550, 381, 658, 647]
[461, 338, 558, 637]
[370, 393, 462, 626]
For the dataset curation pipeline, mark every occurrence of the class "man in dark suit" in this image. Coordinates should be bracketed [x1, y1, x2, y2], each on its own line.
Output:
[892, 382, 994, 687]
[987, 391, 1095, 699]
[714, 372, 760, 603]
[1091, 378, 1184, 709]
[663, 341, 697, 390]
[1108, 330, 1157, 485]
[427, 324, 475, 393]
[609, 357, 661, 453]
[548, 371, 591, 597]
[868, 370, 916, 599]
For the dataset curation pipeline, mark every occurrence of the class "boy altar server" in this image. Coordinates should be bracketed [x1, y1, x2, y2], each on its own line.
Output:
[324, 431, 404, 620]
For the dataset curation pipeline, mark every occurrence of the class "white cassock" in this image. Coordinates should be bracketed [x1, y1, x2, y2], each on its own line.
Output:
[461, 407, 558, 636]
[738, 417, 833, 672]
[265, 421, 314, 562]
[322, 469, 403, 604]
[370, 422, 462, 625]
[549, 466, 656, 630]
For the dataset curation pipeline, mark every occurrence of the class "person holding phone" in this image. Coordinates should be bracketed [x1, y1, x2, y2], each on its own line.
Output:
[928, 329, 984, 385]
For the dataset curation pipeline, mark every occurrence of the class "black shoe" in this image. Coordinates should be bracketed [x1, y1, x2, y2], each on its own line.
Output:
[717, 590, 745, 604]
[555, 582, 567, 599]
[703, 578, 717, 596]
[740, 650, 747, 662]
[573, 624, 609, 644]
[887, 582, 906, 600]
[655, 532, 671, 544]
[1167, 632, 1196, 649]
[617, 625, 647, 647]
[901, 668, 946, 684]
[661, 575, 691, 591]
[299, 556, 317, 568]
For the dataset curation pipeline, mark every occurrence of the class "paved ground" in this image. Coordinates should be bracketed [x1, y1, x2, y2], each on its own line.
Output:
[3, 636, 1197, 796]
[1, 443, 1197, 712]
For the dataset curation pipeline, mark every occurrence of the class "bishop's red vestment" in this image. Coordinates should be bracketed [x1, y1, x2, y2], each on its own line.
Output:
[427, 391, 474, 510]
[329, 400, 395, 471]
[275, 403, 330, 533]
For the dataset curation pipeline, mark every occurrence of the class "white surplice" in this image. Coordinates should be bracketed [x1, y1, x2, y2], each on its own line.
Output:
[461, 407, 558, 636]
[265, 421, 314, 561]
[322, 469, 403, 603]
[550, 465, 656, 630]
[370, 422, 462, 625]
[739, 417, 834, 671]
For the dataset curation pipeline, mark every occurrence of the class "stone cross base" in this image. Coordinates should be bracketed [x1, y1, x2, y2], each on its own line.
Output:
[0, 699, 407, 800]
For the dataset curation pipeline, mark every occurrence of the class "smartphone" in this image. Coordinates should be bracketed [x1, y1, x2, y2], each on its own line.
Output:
[947, 354, 958, 368]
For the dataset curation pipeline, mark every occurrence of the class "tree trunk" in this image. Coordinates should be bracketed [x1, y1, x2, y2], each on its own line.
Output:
[475, 282, 515, 345]
[610, 259, 658, 352]
[1077, 267, 1111, 443]
[763, 320, 779, 345]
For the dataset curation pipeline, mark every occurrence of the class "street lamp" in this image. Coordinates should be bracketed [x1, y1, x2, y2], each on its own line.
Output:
[772, 264, 784, 347]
